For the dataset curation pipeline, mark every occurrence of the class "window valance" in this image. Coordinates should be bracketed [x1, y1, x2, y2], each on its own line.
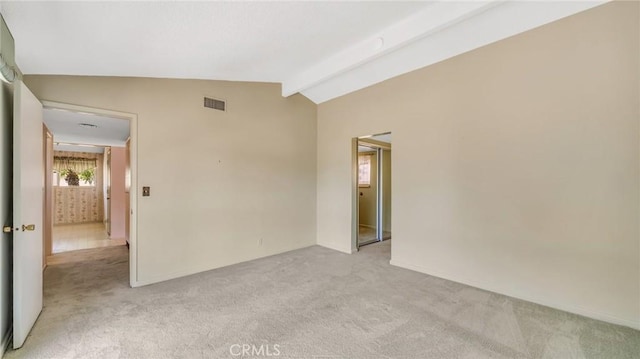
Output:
[53, 156, 97, 173]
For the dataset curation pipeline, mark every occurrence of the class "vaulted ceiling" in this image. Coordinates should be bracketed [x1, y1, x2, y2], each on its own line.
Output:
[1, 1, 607, 104]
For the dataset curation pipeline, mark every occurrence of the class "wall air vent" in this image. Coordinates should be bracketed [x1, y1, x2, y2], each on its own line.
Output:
[204, 97, 226, 112]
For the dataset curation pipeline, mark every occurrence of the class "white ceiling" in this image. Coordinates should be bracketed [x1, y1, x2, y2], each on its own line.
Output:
[2, 1, 426, 81]
[2, 1, 608, 104]
[43, 108, 130, 147]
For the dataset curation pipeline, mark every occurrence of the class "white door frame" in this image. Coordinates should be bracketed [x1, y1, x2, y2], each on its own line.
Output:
[41, 101, 139, 287]
[351, 138, 359, 253]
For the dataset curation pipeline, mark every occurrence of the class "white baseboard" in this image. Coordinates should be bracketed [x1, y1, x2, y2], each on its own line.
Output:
[1, 328, 12, 358]
[389, 258, 640, 331]
[131, 242, 317, 288]
[317, 242, 354, 254]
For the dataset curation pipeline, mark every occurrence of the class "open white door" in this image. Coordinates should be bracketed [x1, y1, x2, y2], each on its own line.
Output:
[13, 80, 44, 348]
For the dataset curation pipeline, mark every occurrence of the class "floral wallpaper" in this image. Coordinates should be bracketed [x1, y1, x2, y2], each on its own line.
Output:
[53, 151, 104, 225]
[54, 187, 103, 224]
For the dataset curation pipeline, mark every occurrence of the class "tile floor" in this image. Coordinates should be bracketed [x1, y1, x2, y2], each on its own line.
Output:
[51, 222, 126, 254]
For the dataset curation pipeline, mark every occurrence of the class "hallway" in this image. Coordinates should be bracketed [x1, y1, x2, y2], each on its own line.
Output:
[52, 222, 125, 254]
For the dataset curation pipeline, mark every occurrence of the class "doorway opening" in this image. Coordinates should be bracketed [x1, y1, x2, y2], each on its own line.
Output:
[48, 143, 126, 254]
[353, 133, 391, 250]
[40, 102, 137, 285]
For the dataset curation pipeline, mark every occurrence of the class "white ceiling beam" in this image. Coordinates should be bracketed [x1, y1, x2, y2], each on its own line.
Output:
[281, 0, 503, 98]
[300, 0, 610, 104]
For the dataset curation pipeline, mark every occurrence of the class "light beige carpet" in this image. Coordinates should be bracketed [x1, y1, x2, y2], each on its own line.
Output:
[6, 242, 639, 358]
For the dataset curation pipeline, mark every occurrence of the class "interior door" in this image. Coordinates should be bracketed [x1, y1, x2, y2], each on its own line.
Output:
[105, 147, 111, 235]
[13, 80, 44, 348]
[357, 143, 379, 247]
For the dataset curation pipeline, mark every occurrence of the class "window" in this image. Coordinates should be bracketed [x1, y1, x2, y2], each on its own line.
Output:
[358, 154, 371, 187]
[53, 168, 96, 187]
[53, 156, 97, 187]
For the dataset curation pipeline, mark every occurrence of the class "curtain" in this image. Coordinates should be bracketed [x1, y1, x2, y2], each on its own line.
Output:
[53, 156, 97, 173]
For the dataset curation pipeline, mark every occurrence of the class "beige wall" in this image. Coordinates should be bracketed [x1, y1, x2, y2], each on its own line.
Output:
[317, 1, 639, 329]
[25, 76, 317, 285]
